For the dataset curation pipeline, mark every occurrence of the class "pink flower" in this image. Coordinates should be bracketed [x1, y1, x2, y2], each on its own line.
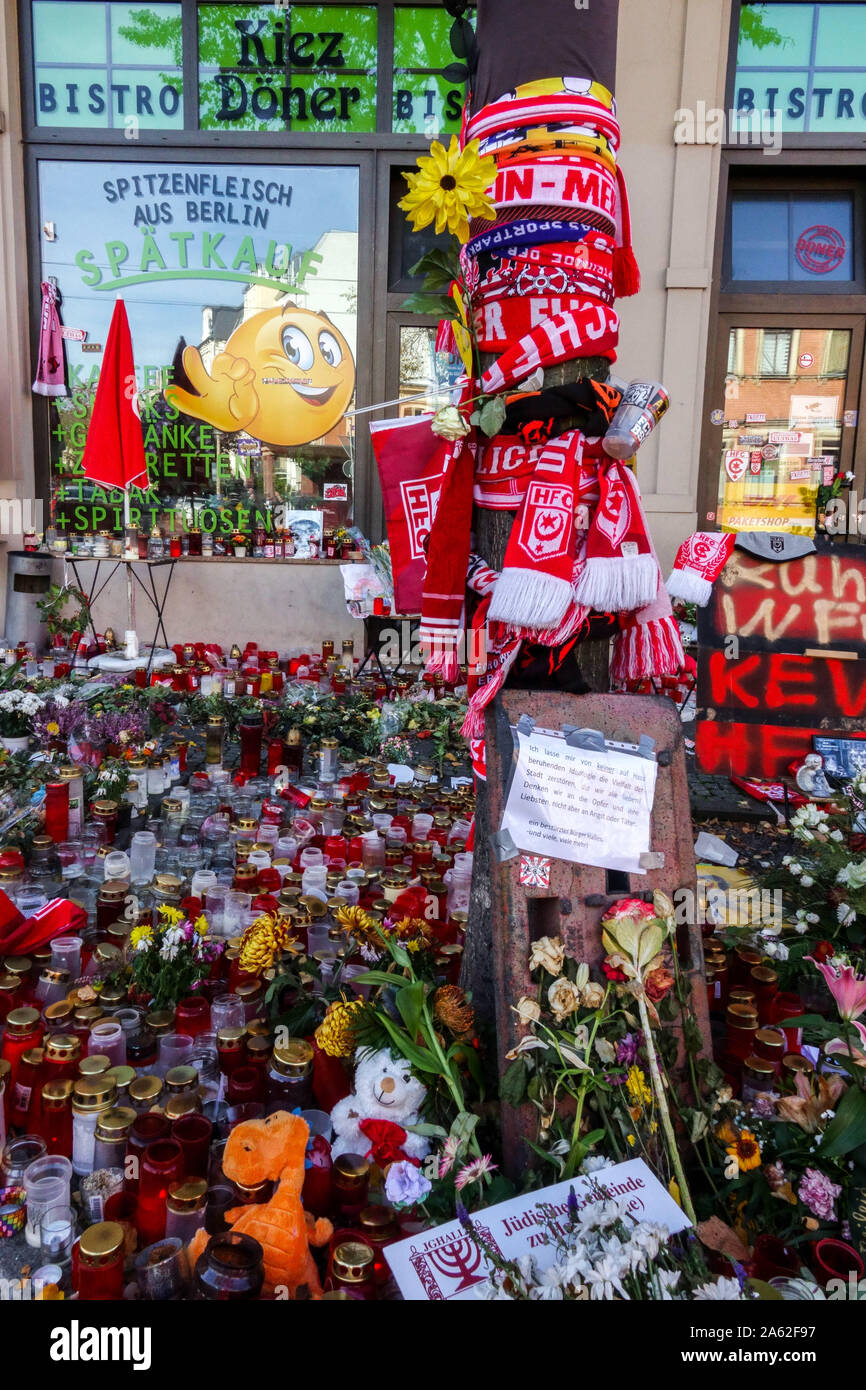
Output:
[454, 1154, 497, 1191]
[826, 1018, 866, 1067]
[798, 1167, 842, 1223]
[807, 956, 866, 1021]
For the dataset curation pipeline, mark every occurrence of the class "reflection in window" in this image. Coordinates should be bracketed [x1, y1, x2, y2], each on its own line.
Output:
[760, 330, 792, 377]
[32, 0, 184, 129]
[39, 159, 360, 538]
[399, 326, 461, 416]
[716, 326, 850, 537]
[392, 5, 472, 135]
[729, 192, 855, 284]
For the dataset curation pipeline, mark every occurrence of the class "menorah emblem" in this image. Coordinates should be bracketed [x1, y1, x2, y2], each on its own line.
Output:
[411, 1225, 502, 1300]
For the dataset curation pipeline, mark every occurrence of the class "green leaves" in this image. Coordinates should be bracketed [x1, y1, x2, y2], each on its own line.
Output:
[820, 1084, 866, 1159]
[500, 1058, 529, 1107]
[395, 980, 426, 1039]
[400, 292, 458, 318]
[478, 395, 507, 438]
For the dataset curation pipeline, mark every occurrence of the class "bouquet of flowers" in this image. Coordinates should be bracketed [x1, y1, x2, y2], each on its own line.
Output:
[129, 905, 223, 1010]
[0, 688, 45, 739]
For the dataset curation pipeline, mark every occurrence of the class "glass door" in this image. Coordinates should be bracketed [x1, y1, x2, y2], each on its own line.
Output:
[707, 316, 864, 535]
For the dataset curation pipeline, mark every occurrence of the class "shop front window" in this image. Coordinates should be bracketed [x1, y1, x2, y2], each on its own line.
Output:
[392, 5, 468, 136]
[728, 191, 856, 285]
[197, 3, 378, 133]
[717, 325, 851, 535]
[32, 0, 184, 129]
[39, 157, 359, 542]
[733, 2, 866, 135]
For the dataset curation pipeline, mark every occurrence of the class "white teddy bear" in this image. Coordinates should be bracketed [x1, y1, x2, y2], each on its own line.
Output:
[330, 1047, 430, 1162]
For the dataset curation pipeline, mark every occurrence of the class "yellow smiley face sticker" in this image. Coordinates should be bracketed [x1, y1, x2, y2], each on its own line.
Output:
[165, 304, 356, 448]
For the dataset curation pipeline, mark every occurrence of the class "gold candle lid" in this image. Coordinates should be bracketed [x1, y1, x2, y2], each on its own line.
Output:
[145, 1009, 176, 1035]
[331, 1240, 374, 1282]
[95, 1105, 137, 1138]
[44, 1033, 81, 1062]
[4, 1007, 40, 1034]
[129, 1074, 164, 1105]
[271, 1039, 313, 1076]
[78, 1221, 124, 1263]
[79, 1054, 111, 1076]
[72, 1075, 118, 1110]
[163, 1092, 202, 1120]
[167, 1178, 208, 1211]
[164, 1065, 199, 1094]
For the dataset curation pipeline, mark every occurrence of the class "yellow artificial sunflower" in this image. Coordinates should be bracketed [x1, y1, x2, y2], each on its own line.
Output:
[315, 997, 363, 1057]
[726, 1128, 762, 1174]
[399, 136, 497, 243]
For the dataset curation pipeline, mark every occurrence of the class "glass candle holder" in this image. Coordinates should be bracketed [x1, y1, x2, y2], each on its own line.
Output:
[134, 1235, 190, 1300]
[22, 1170, 69, 1248]
[136, 1138, 185, 1246]
[88, 1019, 126, 1067]
[158, 1033, 195, 1077]
[73, 1220, 125, 1300]
[193, 1231, 265, 1300]
[125, 1112, 172, 1193]
[38, 1201, 78, 1266]
[175, 995, 211, 1039]
[171, 1113, 213, 1178]
[49, 936, 83, 979]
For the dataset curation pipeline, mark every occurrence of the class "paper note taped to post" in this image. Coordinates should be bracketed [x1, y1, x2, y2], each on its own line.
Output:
[500, 728, 658, 875]
[385, 1159, 689, 1301]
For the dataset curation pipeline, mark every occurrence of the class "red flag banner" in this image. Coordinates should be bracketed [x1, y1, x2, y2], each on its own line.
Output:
[370, 415, 451, 615]
[80, 298, 149, 493]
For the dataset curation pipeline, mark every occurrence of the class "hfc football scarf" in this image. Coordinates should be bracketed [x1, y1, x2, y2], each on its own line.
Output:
[460, 593, 523, 740]
[481, 301, 620, 394]
[487, 430, 583, 630]
[573, 458, 658, 611]
[665, 531, 735, 607]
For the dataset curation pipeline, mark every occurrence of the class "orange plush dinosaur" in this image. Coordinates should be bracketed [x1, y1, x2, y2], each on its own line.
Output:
[188, 1111, 332, 1298]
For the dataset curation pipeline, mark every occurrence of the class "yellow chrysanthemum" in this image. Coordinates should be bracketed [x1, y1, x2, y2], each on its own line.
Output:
[399, 136, 496, 243]
[194, 914, 209, 937]
[158, 906, 184, 925]
[46, 721, 60, 736]
[315, 997, 363, 1057]
[130, 923, 153, 950]
[625, 1065, 653, 1110]
[335, 904, 381, 948]
[238, 913, 300, 975]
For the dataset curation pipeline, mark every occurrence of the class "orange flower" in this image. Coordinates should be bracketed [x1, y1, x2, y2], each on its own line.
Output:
[726, 1129, 762, 1173]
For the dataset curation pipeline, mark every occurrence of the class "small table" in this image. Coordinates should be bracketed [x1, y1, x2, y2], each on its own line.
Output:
[66, 556, 177, 675]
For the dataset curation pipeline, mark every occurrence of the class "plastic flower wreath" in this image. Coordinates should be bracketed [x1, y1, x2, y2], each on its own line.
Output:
[399, 135, 496, 242]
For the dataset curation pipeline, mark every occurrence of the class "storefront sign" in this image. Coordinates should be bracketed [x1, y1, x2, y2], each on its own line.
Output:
[733, 3, 866, 135]
[198, 3, 378, 133]
[697, 544, 866, 776]
[724, 448, 748, 482]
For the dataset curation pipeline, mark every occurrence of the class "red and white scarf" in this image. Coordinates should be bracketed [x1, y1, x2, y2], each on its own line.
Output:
[487, 430, 583, 631]
[573, 459, 658, 612]
[481, 301, 619, 394]
[666, 531, 735, 607]
[610, 470, 684, 681]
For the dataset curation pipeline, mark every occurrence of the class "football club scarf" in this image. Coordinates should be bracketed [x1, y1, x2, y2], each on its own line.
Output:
[370, 414, 454, 615]
[610, 469, 684, 681]
[460, 593, 523, 739]
[482, 154, 617, 225]
[466, 218, 602, 260]
[466, 84, 620, 151]
[418, 436, 475, 680]
[474, 293, 611, 350]
[32, 280, 68, 397]
[573, 458, 658, 611]
[481, 301, 620, 394]
[666, 531, 735, 606]
[487, 430, 583, 631]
